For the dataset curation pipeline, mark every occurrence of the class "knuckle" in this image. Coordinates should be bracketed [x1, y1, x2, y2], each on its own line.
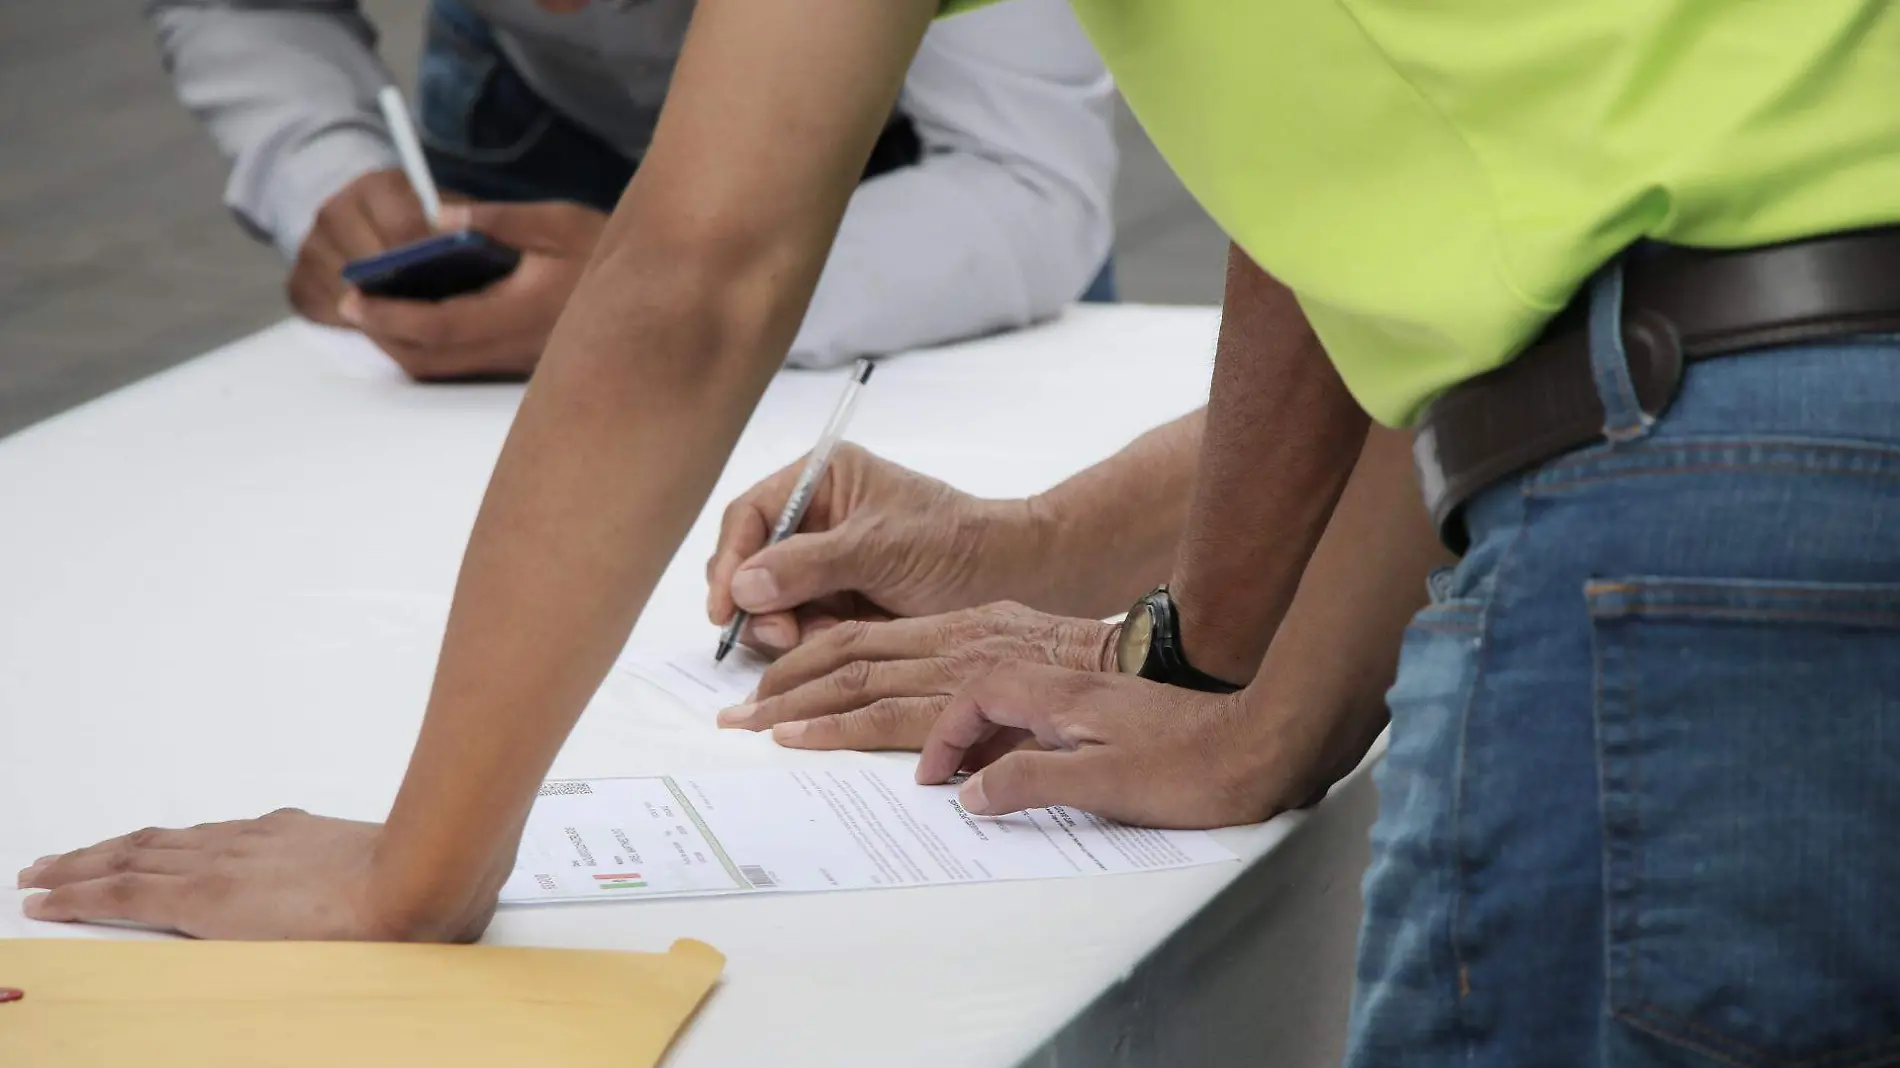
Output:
[987, 659, 1035, 687]
[929, 654, 973, 686]
[862, 699, 912, 734]
[943, 614, 985, 647]
[106, 847, 139, 875]
[189, 869, 235, 900]
[719, 496, 752, 536]
[101, 873, 140, 905]
[128, 827, 164, 849]
[965, 636, 1009, 664]
[827, 620, 870, 654]
[832, 657, 875, 696]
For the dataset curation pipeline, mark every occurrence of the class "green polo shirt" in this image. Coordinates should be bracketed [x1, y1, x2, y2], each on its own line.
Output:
[949, 1, 1900, 425]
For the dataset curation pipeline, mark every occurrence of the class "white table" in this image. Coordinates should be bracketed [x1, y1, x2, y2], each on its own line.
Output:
[0, 306, 1374, 1067]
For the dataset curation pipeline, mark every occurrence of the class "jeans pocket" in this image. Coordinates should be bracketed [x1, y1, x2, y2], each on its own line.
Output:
[417, 3, 555, 165]
[1590, 577, 1900, 1067]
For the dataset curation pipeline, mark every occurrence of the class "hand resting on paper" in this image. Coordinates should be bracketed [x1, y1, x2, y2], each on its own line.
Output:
[910, 663, 1335, 830]
[718, 601, 1118, 750]
[16, 810, 498, 942]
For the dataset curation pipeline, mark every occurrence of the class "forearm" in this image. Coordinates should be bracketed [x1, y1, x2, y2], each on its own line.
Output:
[374, 249, 782, 927]
[365, 0, 938, 931]
[1243, 425, 1453, 799]
[1169, 245, 1371, 683]
[150, 3, 398, 257]
[1005, 408, 1204, 619]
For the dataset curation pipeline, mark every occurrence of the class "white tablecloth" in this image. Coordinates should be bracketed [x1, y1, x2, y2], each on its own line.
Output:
[0, 306, 1370, 1067]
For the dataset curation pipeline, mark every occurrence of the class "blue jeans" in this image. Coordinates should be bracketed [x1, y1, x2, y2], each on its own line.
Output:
[1349, 264, 1900, 1066]
[414, 0, 1117, 302]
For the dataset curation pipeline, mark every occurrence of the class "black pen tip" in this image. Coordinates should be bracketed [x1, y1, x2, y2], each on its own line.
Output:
[713, 638, 734, 664]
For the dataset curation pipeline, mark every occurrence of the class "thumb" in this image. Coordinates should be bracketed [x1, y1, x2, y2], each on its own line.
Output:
[438, 201, 594, 253]
[960, 748, 1105, 817]
[732, 527, 875, 614]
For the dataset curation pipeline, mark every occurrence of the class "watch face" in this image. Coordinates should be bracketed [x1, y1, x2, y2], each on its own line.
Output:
[1116, 603, 1155, 675]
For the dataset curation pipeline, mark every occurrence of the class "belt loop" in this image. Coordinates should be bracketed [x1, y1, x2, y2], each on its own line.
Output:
[1587, 257, 1654, 442]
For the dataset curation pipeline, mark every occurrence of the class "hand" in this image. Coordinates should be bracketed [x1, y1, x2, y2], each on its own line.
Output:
[15, 809, 496, 942]
[338, 200, 608, 380]
[717, 601, 1117, 750]
[707, 444, 1043, 654]
[288, 169, 434, 328]
[916, 663, 1339, 830]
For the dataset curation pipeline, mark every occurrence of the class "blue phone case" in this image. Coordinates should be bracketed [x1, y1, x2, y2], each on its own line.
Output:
[341, 230, 521, 302]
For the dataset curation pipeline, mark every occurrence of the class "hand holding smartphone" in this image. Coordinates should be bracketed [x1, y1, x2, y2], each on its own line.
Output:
[343, 87, 521, 303]
[341, 231, 521, 302]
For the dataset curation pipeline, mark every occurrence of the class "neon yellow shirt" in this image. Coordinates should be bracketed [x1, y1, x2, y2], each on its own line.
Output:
[949, 1, 1900, 424]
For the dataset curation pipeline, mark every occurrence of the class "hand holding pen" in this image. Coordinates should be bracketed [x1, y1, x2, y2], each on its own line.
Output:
[715, 358, 878, 663]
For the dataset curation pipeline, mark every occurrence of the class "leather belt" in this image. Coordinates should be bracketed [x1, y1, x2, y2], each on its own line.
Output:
[1414, 225, 1900, 551]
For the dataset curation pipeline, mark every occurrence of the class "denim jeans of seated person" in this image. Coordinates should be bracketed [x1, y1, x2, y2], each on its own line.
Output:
[1346, 263, 1900, 1068]
[414, 0, 1119, 301]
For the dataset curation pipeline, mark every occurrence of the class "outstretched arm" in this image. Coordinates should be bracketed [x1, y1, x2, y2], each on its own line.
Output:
[24, 0, 944, 941]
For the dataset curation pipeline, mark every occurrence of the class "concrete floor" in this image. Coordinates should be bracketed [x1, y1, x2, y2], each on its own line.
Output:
[0, 0, 1229, 438]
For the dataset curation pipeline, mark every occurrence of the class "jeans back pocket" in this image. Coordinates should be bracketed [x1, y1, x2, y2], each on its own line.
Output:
[1590, 577, 1900, 1067]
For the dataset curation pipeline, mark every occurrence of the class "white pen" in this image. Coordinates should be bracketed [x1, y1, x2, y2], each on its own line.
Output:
[715, 358, 878, 663]
[377, 85, 442, 227]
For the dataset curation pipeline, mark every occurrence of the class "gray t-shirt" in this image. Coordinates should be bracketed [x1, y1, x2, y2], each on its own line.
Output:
[146, 0, 1118, 365]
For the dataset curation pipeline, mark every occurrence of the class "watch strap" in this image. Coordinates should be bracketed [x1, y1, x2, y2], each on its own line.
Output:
[1136, 587, 1243, 694]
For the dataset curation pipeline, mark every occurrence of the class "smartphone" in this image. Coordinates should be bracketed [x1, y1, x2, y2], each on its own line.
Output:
[340, 229, 521, 302]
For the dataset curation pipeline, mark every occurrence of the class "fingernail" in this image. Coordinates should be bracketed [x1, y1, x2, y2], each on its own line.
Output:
[16, 858, 50, 888]
[337, 292, 363, 325]
[730, 569, 779, 610]
[437, 204, 470, 231]
[960, 776, 992, 815]
[716, 703, 757, 728]
[752, 617, 795, 648]
[772, 721, 808, 745]
[20, 893, 49, 920]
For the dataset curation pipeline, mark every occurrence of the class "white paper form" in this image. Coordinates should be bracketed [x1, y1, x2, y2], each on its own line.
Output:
[614, 645, 769, 714]
[499, 768, 1237, 904]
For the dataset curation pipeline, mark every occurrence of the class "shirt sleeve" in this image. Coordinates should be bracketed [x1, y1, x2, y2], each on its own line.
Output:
[785, 0, 1118, 367]
[147, 1, 402, 260]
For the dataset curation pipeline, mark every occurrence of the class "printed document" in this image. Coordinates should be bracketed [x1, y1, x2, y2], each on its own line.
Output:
[500, 768, 1236, 904]
[614, 644, 768, 714]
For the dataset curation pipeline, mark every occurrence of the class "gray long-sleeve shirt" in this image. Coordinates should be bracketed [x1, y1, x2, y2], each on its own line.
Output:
[146, 0, 1117, 366]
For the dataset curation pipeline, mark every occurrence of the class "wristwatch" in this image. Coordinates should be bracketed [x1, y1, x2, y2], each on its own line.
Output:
[1114, 585, 1243, 693]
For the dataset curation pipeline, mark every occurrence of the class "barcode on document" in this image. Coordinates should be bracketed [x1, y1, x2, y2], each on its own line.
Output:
[537, 781, 594, 797]
[739, 864, 777, 889]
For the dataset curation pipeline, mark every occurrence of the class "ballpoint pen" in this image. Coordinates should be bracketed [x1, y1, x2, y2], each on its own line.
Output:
[715, 357, 877, 663]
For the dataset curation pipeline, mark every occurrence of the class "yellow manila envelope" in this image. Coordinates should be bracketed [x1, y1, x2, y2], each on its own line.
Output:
[0, 937, 723, 1068]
